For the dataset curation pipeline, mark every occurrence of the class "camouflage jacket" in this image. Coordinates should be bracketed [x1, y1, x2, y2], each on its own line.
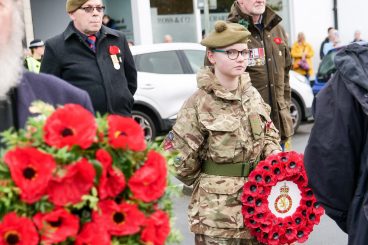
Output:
[228, 4, 294, 142]
[164, 67, 281, 238]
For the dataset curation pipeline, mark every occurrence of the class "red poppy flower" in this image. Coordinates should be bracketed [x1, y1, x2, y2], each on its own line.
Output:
[274, 37, 282, 45]
[0, 212, 39, 245]
[128, 151, 167, 202]
[109, 45, 120, 55]
[256, 160, 273, 172]
[47, 158, 96, 206]
[75, 222, 110, 245]
[301, 188, 315, 200]
[306, 209, 321, 225]
[259, 218, 272, 232]
[43, 104, 97, 149]
[267, 226, 283, 245]
[107, 115, 146, 151]
[140, 210, 170, 245]
[291, 211, 306, 228]
[264, 154, 280, 166]
[244, 218, 259, 229]
[284, 226, 297, 241]
[33, 208, 79, 244]
[271, 163, 286, 181]
[97, 149, 126, 200]
[96, 149, 113, 168]
[93, 200, 145, 236]
[4, 147, 56, 203]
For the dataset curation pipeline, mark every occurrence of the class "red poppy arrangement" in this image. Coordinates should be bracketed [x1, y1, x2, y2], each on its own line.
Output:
[242, 151, 324, 245]
[0, 103, 172, 245]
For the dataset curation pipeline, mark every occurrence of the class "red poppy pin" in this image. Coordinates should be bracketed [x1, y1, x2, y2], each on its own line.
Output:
[109, 45, 120, 55]
[109, 45, 121, 70]
[274, 37, 282, 45]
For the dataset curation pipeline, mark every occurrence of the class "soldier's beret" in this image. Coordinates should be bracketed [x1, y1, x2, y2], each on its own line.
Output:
[201, 21, 251, 48]
[66, 0, 89, 13]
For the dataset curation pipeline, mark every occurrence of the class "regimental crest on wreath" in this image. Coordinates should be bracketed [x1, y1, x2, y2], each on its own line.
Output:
[274, 183, 293, 214]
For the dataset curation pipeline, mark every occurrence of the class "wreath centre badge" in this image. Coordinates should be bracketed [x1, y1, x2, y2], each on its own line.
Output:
[268, 181, 301, 218]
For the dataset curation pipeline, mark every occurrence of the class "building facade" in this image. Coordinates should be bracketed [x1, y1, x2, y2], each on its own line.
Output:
[23, 0, 367, 73]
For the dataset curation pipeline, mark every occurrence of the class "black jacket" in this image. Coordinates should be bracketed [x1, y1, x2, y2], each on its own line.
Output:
[41, 22, 137, 116]
[319, 37, 329, 59]
[305, 43, 368, 244]
[1, 71, 93, 144]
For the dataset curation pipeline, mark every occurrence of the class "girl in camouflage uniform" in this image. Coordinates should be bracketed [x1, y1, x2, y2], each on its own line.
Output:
[163, 21, 281, 245]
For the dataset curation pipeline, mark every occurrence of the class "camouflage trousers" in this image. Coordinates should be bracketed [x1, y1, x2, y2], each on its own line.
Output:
[194, 234, 262, 245]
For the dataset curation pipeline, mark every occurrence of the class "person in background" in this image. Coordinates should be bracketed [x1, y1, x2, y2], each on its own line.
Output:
[41, 0, 137, 117]
[291, 32, 314, 79]
[323, 29, 341, 56]
[304, 43, 368, 244]
[227, 0, 293, 149]
[102, 14, 117, 30]
[319, 27, 334, 59]
[24, 39, 45, 73]
[163, 21, 281, 245]
[163, 34, 173, 43]
[0, 0, 93, 138]
[352, 30, 364, 43]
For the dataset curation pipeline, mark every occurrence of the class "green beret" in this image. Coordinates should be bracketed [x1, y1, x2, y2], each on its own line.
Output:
[201, 21, 251, 48]
[66, 0, 89, 13]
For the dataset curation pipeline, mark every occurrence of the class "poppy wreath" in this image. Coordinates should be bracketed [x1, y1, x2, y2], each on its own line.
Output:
[0, 102, 178, 245]
[242, 151, 324, 245]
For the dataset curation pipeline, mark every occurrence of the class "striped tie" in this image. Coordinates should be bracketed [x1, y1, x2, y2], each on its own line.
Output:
[87, 35, 96, 52]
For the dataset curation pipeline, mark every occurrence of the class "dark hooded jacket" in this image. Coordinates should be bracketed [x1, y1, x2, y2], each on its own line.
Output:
[304, 43, 368, 244]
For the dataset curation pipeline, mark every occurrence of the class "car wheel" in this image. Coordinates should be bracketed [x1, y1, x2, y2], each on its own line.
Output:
[290, 97, 302, 132]
[132, 110, 157, 141]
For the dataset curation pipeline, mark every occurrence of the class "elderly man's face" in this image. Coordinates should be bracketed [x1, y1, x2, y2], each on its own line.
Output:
[0, 0, 23, 99]
[69, 0, 104, 35]
[237, 0, 266, 16]
[0, 0, 13, 47]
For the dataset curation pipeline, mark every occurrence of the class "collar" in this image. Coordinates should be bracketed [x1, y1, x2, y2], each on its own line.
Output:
[63, 21, 119, 41]
[232, 3, 282, 30]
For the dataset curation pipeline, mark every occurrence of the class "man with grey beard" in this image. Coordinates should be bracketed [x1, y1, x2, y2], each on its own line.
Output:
[0, 0, 93, 136]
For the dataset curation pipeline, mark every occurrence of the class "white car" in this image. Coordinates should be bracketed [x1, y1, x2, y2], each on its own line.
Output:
[130, 43, 313, 140]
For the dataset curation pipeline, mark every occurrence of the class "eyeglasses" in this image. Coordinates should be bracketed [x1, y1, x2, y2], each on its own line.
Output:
[79, 6, 106, 13]
[212, 49, 250, 60]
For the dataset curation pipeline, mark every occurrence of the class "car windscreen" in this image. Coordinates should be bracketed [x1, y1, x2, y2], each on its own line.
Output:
[317, 50, 337, 82]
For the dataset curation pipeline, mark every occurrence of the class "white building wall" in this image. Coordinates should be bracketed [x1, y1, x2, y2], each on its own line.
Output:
[337, 0, 368, 44]
[131, 0, 153, 45]
[289, 0, 334, 72]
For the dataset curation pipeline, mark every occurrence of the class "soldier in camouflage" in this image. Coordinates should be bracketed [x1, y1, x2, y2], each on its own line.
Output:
[163, 21, 281, 245]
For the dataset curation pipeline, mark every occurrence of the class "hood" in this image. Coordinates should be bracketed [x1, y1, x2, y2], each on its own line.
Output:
[197, 67, 252, 100]
[334, 43, 368, 112]
[228, 3, 282, 31]
[335, 43, 368, 91]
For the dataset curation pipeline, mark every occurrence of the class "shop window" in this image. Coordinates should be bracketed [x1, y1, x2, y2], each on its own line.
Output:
[150, 0, 193, 14]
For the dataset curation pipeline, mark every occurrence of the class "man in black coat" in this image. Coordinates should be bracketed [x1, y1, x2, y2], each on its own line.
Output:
[0, 0, 93, 137]
[305, 43, 368, 244]
[41, 0, 137, 116]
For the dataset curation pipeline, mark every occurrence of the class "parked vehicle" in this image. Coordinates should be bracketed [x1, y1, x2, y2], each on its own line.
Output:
[130, 43, 313, 140]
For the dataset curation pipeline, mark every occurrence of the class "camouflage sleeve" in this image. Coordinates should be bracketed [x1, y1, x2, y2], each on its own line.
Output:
[261, 101, 282, 158]
[163, 104, 205, 186]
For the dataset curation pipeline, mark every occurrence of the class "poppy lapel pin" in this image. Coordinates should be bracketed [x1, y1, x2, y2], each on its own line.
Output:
[109, 45, 121, 70]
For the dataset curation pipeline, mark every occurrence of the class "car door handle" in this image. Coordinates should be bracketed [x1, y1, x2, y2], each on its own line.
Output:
[141, 84, 155, 89]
